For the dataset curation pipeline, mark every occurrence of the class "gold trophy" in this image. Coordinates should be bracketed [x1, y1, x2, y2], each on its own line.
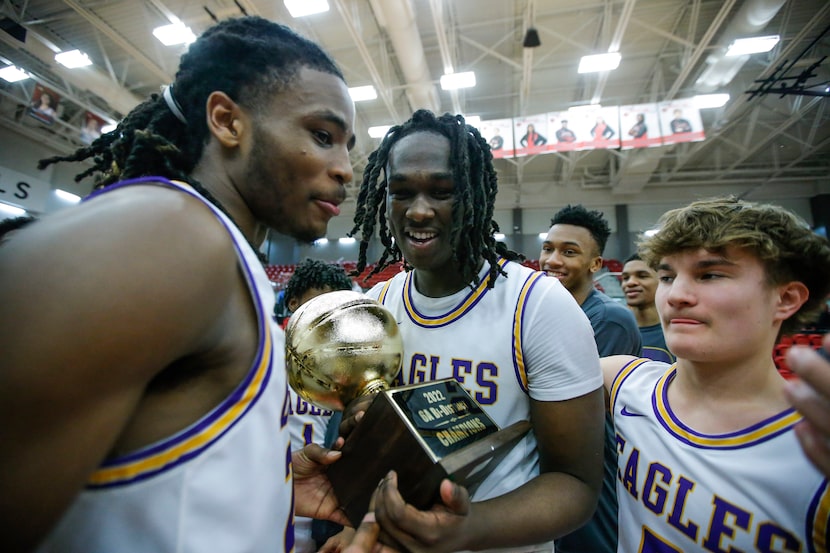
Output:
[285, 290, 531, 526]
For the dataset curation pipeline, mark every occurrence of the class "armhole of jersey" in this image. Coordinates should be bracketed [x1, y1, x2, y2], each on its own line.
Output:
[511, 270, 546, 394]
[608, 358, 649, 418]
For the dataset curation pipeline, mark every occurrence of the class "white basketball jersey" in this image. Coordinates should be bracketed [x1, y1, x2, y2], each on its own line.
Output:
[368, 259, 601, 553]
[287, 390, 335, 553]
[610, 358, 830, 553]
[37, 178, 296, 553]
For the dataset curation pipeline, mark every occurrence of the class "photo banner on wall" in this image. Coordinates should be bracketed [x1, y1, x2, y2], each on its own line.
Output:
[620, 103, 663, 150]
[80, 111, 106, 144]
[479, 96, 708, 157]
[547, 111, 580, 152]
[514, 114, 549, 157]
[565, 105, 621, 151]
[27, 84, 60, 126]
[659, 99, 705, 145]
[480, 118, 515, 159]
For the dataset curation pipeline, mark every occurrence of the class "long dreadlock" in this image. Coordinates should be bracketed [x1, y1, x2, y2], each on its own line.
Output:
[37, 16, 343, 258]
[349, 109, 522, 289]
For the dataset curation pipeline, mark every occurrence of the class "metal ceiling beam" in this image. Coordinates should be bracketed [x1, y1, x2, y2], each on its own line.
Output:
[590, 0, 636, 104]
[61, 0, 172, 83]
[334, 0, 402, 121]
[664, 0, 737, 100]
[668, 2, 830, 177]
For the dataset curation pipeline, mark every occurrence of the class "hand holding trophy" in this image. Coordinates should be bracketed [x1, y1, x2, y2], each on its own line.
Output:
[286, 290, 531, 526]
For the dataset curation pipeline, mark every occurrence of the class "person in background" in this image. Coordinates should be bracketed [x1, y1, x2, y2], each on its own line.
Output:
[348, 109, 604, 552]
[621, 253, 674, 363]
[0, 15, 384, 552]
[281, 258, 354, 553]
[540, 204, 641, 553]
[603, 196, 830, 551]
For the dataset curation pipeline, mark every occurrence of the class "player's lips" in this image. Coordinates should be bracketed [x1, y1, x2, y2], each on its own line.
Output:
[544, 271, 566, 279]
[403, 229, 439, 249]
[668, 318, 703, 325]
[313, 197, 343, 217]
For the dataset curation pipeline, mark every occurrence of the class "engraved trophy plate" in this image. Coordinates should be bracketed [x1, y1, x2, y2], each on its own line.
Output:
[285, 291, 531, 526]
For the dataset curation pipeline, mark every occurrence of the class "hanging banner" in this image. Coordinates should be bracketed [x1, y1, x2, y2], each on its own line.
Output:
[547, 111, 580, 152]
[513, 114, 549, 157]
[565, 105, 621, 151]
[27, 84, 60, 126]
[659, 99, 705, 145]
[481, 118, 515, 159]
[620, 103, 664, 149]
[80, 111, 106, 144]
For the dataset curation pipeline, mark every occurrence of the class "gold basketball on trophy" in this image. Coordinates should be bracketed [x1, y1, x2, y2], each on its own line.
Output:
[284, 290, 403, 412]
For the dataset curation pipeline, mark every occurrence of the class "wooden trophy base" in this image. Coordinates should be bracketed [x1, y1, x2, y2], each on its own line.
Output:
[327, 378, 531, 527]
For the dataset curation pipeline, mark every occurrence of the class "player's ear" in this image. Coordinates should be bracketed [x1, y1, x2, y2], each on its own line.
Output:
[206, 91, 245, 148]
[774, 281, 809, 323]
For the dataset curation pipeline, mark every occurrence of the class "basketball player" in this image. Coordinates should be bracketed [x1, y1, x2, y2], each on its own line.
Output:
[349, 110, 605, 552]
[282, 258, 355, 553]
[0, 16, 381, 552]
[540, 204, 641, 553]
[602, 197, 830, 551]
[621, 253, 674, 362]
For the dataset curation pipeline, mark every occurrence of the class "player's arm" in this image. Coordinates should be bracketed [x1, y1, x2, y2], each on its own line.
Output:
[371, 391, 604, 552]
[600, 355, 638, 394]
[0, 187, 239, 550]
[371, 281, 605, 551]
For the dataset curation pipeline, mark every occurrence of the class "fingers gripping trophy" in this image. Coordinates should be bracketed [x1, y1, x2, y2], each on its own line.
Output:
[285, 290, 531, 526]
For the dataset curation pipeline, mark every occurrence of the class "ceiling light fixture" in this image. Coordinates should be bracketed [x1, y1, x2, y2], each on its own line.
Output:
[440, 71, 476, 90]
[284, 0, 329, 18]
[0, 65, 29, 82]
[725, 35, 780, 57]
[368, 125, 392, 138]
[55, 49, 92, 69]
[348, 85, 377, 102]
[152, 22, 196, 46]
[577, 52, 621, 74]
[0, 202, 26, 217]
[522, 28, 541, 48]
[338, 237, 356, 244]
[693, 93, 730, 109]
[55, 189, 81, 203]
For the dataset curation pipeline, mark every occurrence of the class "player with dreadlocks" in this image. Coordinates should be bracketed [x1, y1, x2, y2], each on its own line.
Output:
[350, 109, 519, 289]
[0, 16, 389, 553]
[343, 109, 605, 553]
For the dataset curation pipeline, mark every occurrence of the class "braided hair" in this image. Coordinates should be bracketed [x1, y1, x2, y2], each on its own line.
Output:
[349, 109, 521, 289]
[38, 16, 343, 229]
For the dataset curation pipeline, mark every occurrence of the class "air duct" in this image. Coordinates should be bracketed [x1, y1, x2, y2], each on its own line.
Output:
[368, 0, 440, 113]
[695, 0, 787, 92]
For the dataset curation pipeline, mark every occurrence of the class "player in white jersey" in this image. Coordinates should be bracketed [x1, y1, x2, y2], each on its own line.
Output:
[282, 258, 355, 552]
[0, 17, 381, 552]
[347, 110, 604, 552]
[601, 197, 830, 552]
